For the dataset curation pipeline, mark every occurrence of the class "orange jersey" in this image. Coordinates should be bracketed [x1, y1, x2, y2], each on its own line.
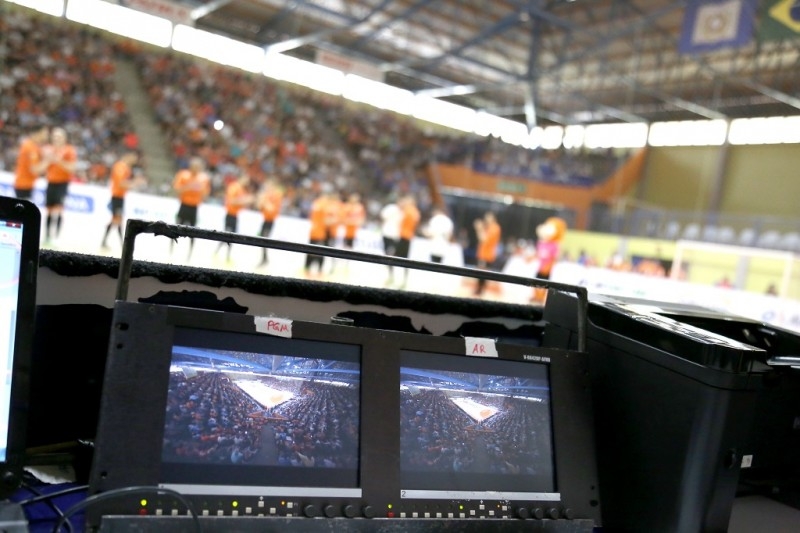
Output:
[477, 221, 501, 263]
[308, 197, 329, 241]
[342, 202, 365, 239]
[399, 204, 420, 240]
[173, 169, 211, 206]
[14, 138, 41, 190]
[259, 189, 283, 222]
[109, 160, 133, 198]
[325, 198, 343, 233]
[46, 144, 77, 184]
[224, 181, 249, 216]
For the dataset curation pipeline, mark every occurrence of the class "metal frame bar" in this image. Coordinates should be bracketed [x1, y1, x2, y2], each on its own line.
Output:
[115, 219, 588, 352]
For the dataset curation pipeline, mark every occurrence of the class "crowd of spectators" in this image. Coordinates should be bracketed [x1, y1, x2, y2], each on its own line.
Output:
[162, 371, 264, 465]
[400, 388, 550, 476]
[0, 11, 137, 183]
[435, 136, 624, 187]
[1, 8, 625, 223]
[161, 357, 359, 470]
[268, 379, 359, 470]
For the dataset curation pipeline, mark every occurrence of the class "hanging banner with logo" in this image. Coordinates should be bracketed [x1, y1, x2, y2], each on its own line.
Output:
[678, 0, 756, 54]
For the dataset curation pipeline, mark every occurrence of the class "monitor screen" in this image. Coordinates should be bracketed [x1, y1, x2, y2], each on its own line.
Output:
[399, 349, 555, 499]
[0, 218, 25, 463]
[159, 326, 361, 495]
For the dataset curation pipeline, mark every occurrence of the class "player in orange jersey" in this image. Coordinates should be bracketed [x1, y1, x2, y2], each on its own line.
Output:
[304, 191, 334, 277]
[393, 194, 420, 288]
[256, 178, 284, 267]
[342, 192, 366, 250]
[336, 192, 366, 276]
[43, 127, 77, 243]
[474, 211, 502, 296]
[13, 123, 50, 200]
[172, 156, 211, 257]
[216, 173, 253, 262]
[101, 150, 144, 250]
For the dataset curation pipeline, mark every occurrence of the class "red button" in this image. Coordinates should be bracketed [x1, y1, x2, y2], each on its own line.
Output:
[386, 511, 395, 518]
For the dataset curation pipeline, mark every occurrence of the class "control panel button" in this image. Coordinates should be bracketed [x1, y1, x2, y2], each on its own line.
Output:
[564, 508, 574, 520]
[517, 507, 530, 519]
[343, 504, 357, 518]
[303, 504, 319, 518]
[362, 505, 376, 519]
[532, 507, 544, 520]
[547, 507, 559, 520]
[323, 505, 337, 518]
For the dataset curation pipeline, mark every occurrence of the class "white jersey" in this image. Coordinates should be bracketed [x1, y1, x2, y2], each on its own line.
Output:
[380, 203, 402, 239]
[426, 213, 454, 258]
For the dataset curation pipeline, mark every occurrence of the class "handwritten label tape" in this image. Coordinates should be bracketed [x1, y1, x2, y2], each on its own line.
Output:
[464, 337, 498, 358]
[254, 316, 293, 338]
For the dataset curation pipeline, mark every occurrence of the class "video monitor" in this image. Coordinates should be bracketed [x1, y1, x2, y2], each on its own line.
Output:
[89, 301, 601, 526]
[399, 350, 555, 499]
[160, 327, 361, 496]
[0, 196, 39, 498]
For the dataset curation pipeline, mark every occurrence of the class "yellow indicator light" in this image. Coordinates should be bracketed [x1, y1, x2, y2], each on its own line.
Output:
[459, 505, 464, 510]
[140, 499, 147, 507]
[232, 501, 239, 508]
[387, 504, 393, 509]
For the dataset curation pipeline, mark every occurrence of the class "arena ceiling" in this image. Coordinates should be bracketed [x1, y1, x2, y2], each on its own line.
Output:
[176, 0, 800, 127]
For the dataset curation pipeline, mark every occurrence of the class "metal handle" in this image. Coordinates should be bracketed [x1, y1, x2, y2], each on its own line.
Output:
[115, 219, 589, 352]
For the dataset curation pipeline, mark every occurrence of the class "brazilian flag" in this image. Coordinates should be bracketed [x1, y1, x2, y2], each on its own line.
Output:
[759, 0, 800, 41]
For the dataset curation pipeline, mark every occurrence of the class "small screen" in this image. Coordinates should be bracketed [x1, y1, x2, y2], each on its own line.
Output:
[0, 219, 24, 463]
[400, 350, 555, 496]
[160, 327, 361, 490]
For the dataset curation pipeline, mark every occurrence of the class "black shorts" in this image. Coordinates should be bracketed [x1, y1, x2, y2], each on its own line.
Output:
[395, 238, 411, 259]
[14, 188, 32, 200]
[110, 196, 124, 217]
[176, 204, 198, 226]
[383, 236, 398, 256]
[224, 214, 238, 233]
[260, 220, 274, 238]
[45, 182, 68, 208]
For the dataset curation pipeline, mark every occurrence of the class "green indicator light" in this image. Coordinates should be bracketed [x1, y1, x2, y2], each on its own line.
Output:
[387, 504, 393, 509]
[140, 499, 147, 507]
[232, 501, 239, 508]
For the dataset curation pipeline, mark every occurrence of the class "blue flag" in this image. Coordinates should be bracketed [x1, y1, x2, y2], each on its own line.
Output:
[679, 0, 756, 54]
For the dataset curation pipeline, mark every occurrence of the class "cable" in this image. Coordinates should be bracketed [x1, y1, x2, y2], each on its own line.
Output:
[18, 484, 89, 507]
[18, 481, 75, 533]
[52, 486, 202, 533]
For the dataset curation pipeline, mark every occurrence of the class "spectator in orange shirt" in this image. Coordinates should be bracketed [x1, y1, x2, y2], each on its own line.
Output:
[43, 127, 78, 244]
[304, 191, 334, 277]
[172, 156, 211, 257]
[256, 178, 284, 267]
[101, 150, 143, 250]
[216, 173, 253, 262]
[474, 211, 501, 296]
[393, 194, 420, 288]
[13, 123, 50, 200]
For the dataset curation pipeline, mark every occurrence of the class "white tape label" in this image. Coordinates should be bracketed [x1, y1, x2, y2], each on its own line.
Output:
[254, 316, 293, 338]
[464, 337, 498, 358]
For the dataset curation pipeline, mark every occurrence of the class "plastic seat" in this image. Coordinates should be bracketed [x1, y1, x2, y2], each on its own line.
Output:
[738, 228, 757, 247]
[756, 230, 782, 249]
[681, 223, 701, 241]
